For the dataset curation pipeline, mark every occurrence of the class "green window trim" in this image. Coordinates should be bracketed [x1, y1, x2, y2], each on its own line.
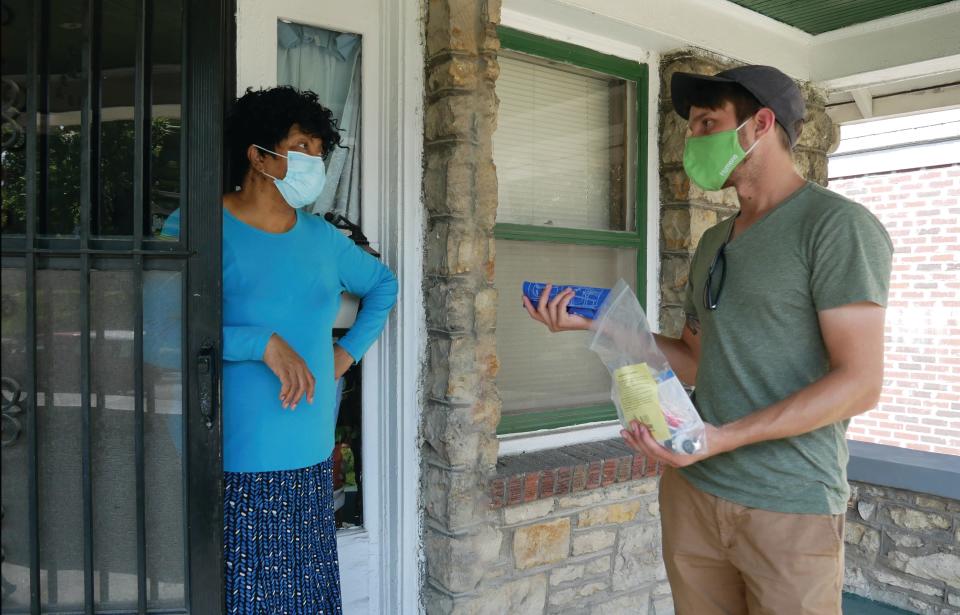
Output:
[495, 26, 649, 437]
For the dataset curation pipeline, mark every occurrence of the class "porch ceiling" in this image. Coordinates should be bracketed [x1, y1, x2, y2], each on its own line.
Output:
[728, 0, 955, 35]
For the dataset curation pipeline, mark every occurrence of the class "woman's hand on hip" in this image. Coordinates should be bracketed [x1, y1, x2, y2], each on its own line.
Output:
[333, 344, 355, 380]
[263, 333, 315, 409]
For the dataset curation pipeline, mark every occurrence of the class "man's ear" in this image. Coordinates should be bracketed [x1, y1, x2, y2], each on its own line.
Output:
[753, 107, 777, 141]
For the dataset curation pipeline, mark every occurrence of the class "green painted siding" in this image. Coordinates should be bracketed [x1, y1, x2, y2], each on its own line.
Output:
[728, 0, 952, 35]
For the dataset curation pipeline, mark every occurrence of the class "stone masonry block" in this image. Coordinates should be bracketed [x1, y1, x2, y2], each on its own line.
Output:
[550, 563, 585, 586]
[513, 517, 571, 570]
[613, 522, 664, 591]
[660, 254, 691, 307]
[659, 111, 688, 166]
[795, 102, 838, 153]
[690, 206, 720, 247]
[427, 335, 452, 400]
[446, 574, 547, 615]
[844, 520, 880, 560]
[793, 149, 828, 187]
[884, 506, 952, 531]
[425, 220, 491, 276]
[503, 498, 555, 526]
[422, 401, 500, 468]
[426, 96, 477, 143]
[426, 0, 483, 57]
[872, 569, 943, 599]
[659, 306, 684, 339]
[548, 580, 608, 607]
[572, 528, 617, 556]
[578, 501, 643, 528]
[426, 279, 477, 333]
[590, 592, 652, 615]
[425, 525, 502, 594]
[660, 208, 691, 251]
[426, 335, 484, 402]
[475, 286, 498, 332]
[888, 551, 960, 588]
[428, 56, 481, 93]
[586, 555, 612, 576]
[423, 465, 488, 530]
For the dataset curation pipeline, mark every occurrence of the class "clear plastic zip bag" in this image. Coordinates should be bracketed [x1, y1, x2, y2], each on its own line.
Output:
[589, 280, 707, 455]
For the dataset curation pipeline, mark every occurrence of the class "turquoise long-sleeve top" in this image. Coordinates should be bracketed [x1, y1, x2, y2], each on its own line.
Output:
[220, 207, 397, 472]
[223, 209, 397, 472]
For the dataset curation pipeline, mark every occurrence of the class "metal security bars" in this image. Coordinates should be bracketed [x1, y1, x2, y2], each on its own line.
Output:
[0, 0, 229, 612]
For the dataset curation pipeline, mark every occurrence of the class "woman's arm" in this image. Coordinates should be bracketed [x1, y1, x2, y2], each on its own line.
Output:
[330, 225, 399, 364]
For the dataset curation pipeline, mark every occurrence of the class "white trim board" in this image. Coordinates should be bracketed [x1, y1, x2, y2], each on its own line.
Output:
[504, 0, 960, 115]
[234, 1, 423, 613]
[498, 421, 624, 456]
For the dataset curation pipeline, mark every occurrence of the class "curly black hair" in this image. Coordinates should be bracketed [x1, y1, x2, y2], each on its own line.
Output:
[225, 86, 342, 186]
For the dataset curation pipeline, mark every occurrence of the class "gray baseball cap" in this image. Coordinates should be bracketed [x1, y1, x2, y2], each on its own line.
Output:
[671, 65, 805, 146]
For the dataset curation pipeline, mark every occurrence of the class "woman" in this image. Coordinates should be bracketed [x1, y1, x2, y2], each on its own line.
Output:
[220, 86, 397, 614]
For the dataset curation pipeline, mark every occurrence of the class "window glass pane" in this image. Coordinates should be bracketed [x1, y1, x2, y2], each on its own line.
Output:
[1, 0, 29, 235]
[494, 52, 636, 232]
[494, 240, 637, 417]
[36, 269, 85, 608]
[1, 267, 30, 607]
[95, 0, 137, 236]
[90, 269, 139, 608]
[41, 1, 86, 237]
[143, 267, 186, 609]
[150, 0, 183, 239]
[91, 0, 183, 239]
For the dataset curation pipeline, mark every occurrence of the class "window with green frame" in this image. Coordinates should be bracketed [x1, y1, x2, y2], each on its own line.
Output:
[493, 27, 648, 435]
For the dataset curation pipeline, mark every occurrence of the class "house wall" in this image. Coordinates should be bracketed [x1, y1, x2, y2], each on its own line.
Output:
[418, 2, 957, 614]
[829, 165, 960, 456]
[845, 482, 960, 614]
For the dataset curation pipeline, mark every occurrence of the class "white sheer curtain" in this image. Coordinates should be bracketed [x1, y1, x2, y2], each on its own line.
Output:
[277, 21, 362, 223]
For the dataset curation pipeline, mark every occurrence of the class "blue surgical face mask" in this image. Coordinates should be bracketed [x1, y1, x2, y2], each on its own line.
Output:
[254, 144, 326, 209]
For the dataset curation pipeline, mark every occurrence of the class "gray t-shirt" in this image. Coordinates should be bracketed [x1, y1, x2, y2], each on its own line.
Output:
[680, 182, 893, 515]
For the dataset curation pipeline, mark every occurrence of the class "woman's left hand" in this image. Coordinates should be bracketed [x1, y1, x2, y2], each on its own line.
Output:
[333, 344, 355, 380]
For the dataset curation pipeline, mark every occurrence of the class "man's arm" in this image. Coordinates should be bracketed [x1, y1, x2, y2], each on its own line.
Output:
[653, 314, 702, 385]
[624, 302, 885, 466]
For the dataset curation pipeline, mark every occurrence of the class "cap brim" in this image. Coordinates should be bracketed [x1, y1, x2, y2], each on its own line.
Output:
[671, 72, 736, 120]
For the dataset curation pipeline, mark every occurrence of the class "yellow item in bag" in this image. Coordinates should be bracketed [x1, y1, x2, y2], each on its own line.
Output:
[613, 363, 671, 441]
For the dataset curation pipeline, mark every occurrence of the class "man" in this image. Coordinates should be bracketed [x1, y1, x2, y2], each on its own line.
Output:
[524, 65, 892, 614]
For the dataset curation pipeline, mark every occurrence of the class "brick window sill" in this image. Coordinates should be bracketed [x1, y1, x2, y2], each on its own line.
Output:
[491, 438, 663, 509]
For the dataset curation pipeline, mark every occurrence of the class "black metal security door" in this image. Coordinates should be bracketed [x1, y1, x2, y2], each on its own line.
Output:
[1, 0, 229, 613]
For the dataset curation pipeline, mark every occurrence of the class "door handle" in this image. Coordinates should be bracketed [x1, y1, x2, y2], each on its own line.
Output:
[197, 342, 217, 429]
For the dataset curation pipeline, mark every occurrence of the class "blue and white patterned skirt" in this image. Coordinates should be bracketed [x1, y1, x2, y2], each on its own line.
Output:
[224, 457, 343, 615]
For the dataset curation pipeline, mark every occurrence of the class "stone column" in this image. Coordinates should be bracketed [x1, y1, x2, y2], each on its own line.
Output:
[657, 50, 838, 337]
[422, 1, 504, 612]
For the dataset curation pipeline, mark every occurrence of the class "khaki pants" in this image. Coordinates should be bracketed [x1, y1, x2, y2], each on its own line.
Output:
[659, 467, 844, 615]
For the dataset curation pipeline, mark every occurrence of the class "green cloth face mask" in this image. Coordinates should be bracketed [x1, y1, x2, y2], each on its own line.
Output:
[682, 118, 759, 192]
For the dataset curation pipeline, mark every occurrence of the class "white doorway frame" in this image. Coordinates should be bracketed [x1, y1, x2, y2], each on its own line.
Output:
[234, 1, 424, 612]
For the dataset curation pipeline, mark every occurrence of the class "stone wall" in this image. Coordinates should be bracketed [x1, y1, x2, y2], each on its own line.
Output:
[485, 440, 671, 614]
[421, 0, 505, 612]
[845, 482, 960, 614]
[657, 50, 838, 336]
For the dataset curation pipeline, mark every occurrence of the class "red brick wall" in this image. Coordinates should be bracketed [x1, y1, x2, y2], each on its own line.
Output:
[829, 165, 960, 456]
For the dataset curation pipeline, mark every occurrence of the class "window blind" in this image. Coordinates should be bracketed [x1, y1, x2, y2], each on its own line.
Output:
[494, 55, 628, 231]
[494, 240, 637, 415]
